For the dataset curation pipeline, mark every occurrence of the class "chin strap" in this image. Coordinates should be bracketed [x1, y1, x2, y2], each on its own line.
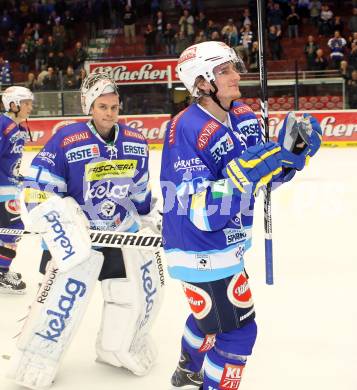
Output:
[25, 118, 33, 142]
[9, 106, 33, 142]
[209, 81, 234, 112]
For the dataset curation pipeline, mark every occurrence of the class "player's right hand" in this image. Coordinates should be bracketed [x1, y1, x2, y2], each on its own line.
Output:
[222, 142, 282, 196]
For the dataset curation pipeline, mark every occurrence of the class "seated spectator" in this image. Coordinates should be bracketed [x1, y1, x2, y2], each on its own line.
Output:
[73, 41, 87, 70]
[164, 23, 177, 55]
[328, 30, 347, 69]
[196, 11, 208, 32]
[47, 35, 58, 54]
[25, 72, 40, 92]
[144, 23, 157, 56]
[249, 41, 259, 72]
[194, 30, 206, 44]
[0, 57, 13, 86]
[221, 19, 238, 47]
[268, 25, 282, 60]
[348, 8, 357, 33]
[205, 19, 219, 40]
[57, 51, 71, 72]
[287, 5, 300, 38]
[47, 51, 58, 70]
[339, 60, 351, 80]
[239, 8, 252, 30]
[347, 32, 357, 50]
[313, 48, 328, 73]
[348, 42, 357, 70]
[237, 24, 253, 62]
[309, 0, 322, 27]
[42, 66, 59, 90]
[62, 66, 77, 90]
[37, 64, 49, 89]
[319, 4, 333, 37]
[210, 30, 221, 42]
[76, 68, 87, 88]
[304, 35, 319, 70]
[175, 30, 190, 55]
[347, 70, 357, 108]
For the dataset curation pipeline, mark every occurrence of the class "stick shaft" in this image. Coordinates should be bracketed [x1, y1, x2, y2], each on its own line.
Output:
[257, 0, 274, 285]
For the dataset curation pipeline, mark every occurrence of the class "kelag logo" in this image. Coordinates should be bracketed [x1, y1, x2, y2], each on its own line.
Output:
[139, 260, 157, 329]
[44, 210, 75, 261]
[66, 144, 100, 163]
[35, 277, 86, 342]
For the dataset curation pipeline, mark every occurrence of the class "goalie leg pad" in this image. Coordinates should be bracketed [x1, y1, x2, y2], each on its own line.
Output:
[7, 249, 104, 389]
[95, 248, 165, 376]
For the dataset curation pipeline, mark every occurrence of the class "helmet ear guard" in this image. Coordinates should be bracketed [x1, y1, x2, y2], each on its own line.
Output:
[80, 72, 119, 115]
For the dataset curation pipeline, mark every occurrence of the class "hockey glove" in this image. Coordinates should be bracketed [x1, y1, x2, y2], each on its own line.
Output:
[278, 112, 322, 170]
[222, 141, 282, 196]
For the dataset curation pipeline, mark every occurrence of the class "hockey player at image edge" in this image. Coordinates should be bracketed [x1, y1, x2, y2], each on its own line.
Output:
[7, 71, 164, 390]
[160, 41, 322, 389]
[0, 86, 34, 294]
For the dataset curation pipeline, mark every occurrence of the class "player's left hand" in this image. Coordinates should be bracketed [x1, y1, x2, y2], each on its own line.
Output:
[278, 112, 322, 171]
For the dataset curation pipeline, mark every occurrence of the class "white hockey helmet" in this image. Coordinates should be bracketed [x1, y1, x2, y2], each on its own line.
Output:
[80, 71, 119, 115]
[176, 41, 246, 97]
[2, 86, 34, 112]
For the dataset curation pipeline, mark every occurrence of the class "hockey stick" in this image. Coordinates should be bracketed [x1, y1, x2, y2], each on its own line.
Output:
[257, 0, 274, 285]
[0, 228, 162, 250]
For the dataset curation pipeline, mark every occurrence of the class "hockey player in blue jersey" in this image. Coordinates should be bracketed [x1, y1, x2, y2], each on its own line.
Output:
[160, 41, 322, 389]
[0, 86, 33, 294]
[8, 72, 164, 389]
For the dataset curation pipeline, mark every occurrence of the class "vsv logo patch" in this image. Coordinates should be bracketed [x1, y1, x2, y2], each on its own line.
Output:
[35, 278, 86, 342]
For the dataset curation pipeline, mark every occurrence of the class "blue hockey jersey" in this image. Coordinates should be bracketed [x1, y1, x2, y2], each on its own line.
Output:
[0, 113, 28, 201]
[24, 121, 151, 232]
[161, 102, 264, 283]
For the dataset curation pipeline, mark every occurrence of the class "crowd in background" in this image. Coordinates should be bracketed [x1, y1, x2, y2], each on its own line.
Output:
[0, 0, 357, 108]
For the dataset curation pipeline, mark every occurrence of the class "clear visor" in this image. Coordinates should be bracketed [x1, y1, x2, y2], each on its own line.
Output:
[213, 58, 247, 76]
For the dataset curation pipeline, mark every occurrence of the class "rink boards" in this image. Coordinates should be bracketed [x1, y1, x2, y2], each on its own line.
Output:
[23, 110, 357, 151]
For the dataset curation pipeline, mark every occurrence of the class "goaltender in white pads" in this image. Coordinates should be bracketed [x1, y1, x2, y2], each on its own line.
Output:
[7, 71, 165, 390]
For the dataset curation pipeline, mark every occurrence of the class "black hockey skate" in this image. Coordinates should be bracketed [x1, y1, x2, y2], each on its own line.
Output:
[0, 270, 26, 294]
[171, 352, 203, 388]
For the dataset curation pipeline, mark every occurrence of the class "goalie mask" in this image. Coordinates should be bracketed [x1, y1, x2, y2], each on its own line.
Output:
[81, 72, 119, 115]
[2, 86, 34, 112]
[176, 41, 247, 98]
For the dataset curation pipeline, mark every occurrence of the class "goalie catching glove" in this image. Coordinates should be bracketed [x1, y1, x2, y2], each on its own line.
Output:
[222, 142, 283, 196]
[278, 112, 322, 170]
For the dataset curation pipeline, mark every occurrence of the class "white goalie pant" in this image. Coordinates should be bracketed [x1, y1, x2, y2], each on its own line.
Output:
[95, 247, 165, 376]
